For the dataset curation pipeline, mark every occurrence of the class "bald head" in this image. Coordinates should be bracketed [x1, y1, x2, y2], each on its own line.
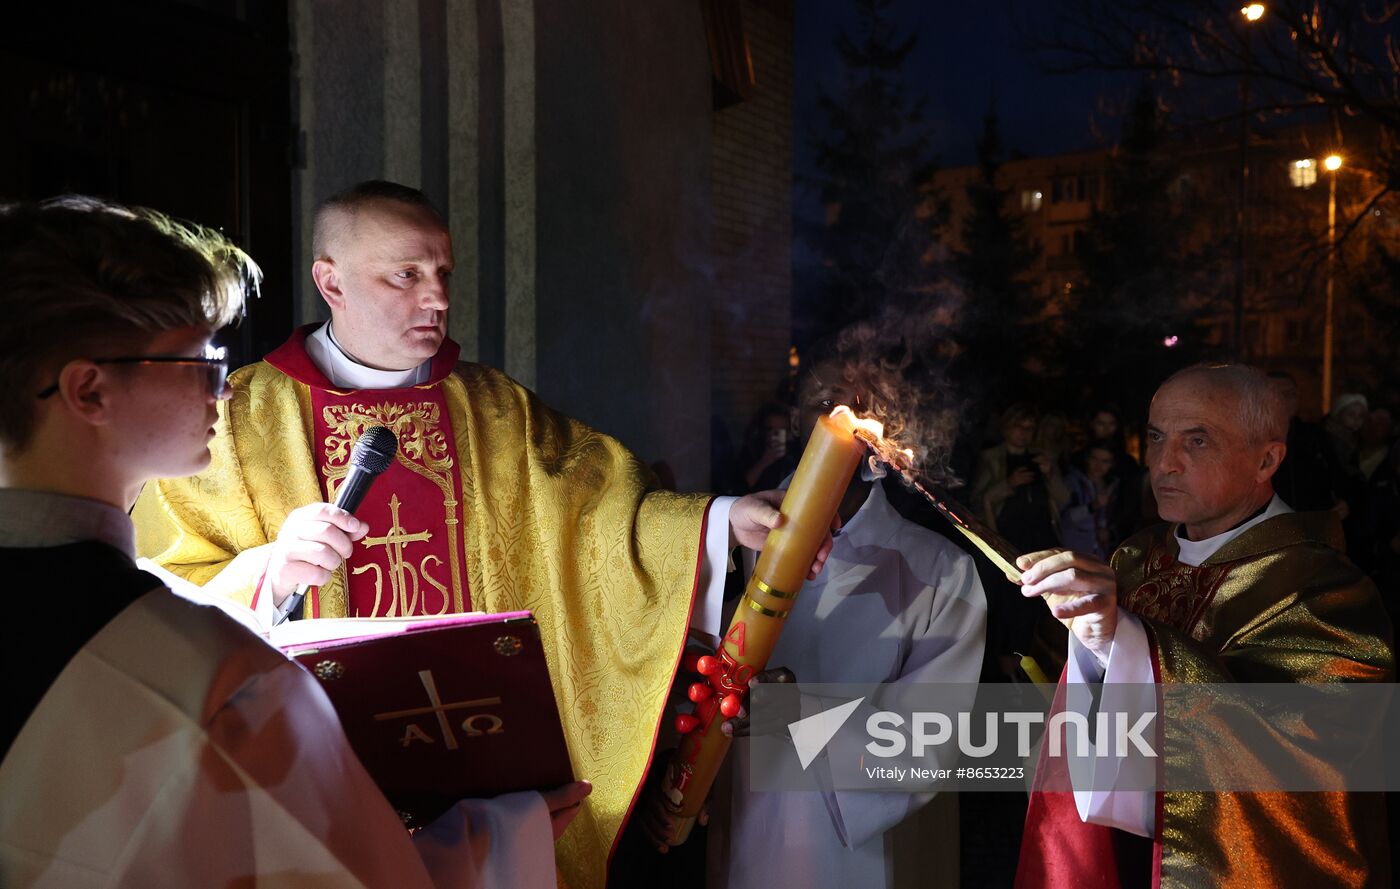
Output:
[312, 181, 444, 261]
[309, 181, 454, 372]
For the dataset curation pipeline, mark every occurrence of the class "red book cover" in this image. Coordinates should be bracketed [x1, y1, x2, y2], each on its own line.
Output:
[280, 611, 574, 827]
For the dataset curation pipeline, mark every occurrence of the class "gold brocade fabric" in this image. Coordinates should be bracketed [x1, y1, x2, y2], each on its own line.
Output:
[1111, 512, 1394, 888]
[135, 360, 709, 889]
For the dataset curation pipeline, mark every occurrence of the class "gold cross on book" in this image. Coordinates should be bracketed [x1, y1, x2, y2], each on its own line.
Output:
[373, 669, 503, 750]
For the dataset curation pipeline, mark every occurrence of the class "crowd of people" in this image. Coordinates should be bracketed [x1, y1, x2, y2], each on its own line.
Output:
[726, 378, 1400, 679]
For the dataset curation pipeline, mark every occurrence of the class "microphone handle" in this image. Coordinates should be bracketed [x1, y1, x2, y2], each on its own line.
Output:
[271, 465, 379, 626]
[331, 465, 378, 515]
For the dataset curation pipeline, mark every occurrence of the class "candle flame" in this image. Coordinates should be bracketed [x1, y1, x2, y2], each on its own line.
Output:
[837, 403, 1024, 582]
[830, 404, 884, 440]
[833, 404, 916, 476]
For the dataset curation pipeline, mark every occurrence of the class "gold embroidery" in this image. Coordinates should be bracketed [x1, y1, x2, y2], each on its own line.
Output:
[1123, 540, 1233, 634]
[358, 494, 435, 616]
[323, 402, 466, 612]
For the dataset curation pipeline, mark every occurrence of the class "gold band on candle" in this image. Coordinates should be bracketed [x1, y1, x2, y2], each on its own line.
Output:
[743, 596, 789, 619]
[753, 577, 796, 600]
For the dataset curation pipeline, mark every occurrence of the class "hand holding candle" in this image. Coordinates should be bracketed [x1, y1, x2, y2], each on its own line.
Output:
[728, 490, 836, 580]
[655, 406, 869, 847]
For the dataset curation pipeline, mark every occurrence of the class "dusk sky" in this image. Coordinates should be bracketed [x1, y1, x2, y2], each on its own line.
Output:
[794, 1, 1141, 171]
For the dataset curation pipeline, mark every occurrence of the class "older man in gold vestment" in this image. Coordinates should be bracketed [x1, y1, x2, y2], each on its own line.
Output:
[135, 181, 826, 889]
[1014, 364, 1393, 888]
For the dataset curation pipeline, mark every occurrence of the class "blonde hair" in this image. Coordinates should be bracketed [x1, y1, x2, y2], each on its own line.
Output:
[0, 196, 258, 451]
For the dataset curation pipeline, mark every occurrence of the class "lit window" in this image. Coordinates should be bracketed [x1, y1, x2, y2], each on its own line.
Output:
[1020, 190, 1043, 213]
[1290, 159, 1317, 189]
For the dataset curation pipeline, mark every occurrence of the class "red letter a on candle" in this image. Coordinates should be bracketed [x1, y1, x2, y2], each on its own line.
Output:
[725, 621, 747, 657]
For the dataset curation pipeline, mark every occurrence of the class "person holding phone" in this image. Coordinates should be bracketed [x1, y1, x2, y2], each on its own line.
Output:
[1061, 444, 1119, 559]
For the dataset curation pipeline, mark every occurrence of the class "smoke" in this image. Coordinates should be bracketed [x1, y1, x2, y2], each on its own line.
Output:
[825, 297, 965, 487]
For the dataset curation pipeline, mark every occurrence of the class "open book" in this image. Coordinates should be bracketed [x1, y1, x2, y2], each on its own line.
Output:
[139, 557, 462, 646]
[141, 558, 575, 825]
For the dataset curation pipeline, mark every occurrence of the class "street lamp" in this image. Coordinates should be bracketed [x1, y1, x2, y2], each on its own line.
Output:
[1321, 154, 1342, 413]
[1233, 3, 1266, 359]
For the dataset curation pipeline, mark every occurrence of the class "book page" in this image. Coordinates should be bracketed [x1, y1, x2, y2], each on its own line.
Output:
[137, 557, 503, 653]
[273, 611, 492, 652]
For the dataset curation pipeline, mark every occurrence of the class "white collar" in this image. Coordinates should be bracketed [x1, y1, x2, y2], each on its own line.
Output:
[0, 488, 135, 559]
[1175, 494, 1292, 567]
[304, 321, 431, 390]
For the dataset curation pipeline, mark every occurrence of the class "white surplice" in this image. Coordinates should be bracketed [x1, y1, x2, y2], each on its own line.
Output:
[707, 481, 988, 889]
[0, 490, 555, 888]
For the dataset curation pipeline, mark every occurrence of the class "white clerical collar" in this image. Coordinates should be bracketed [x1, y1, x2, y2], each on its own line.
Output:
[305, 321, 431, 389]
[1175, 494, 1292, 567]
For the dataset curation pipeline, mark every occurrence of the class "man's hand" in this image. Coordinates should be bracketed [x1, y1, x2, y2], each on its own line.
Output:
[1031, 453, 1054, 477]
[636, 761, 707, 854]
[721, 666, 796, 739]
[730, 491, 836, 580]
[1007, 466, 1037, 488]
[265, 503, 368, 604]
[1017, 548, 1119, 666]
[540, 780, 592, 841]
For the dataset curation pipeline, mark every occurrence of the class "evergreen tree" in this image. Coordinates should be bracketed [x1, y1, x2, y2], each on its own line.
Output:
[952, 111, 1041, 410]
[1347, 239, 1400, 399]
[1064, 84, 1206, 428]
[795, 0, 946, 353]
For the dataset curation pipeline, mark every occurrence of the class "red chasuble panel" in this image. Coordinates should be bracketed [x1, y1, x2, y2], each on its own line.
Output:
[311, 387, 469, 617]
[267, 327, 471, 618]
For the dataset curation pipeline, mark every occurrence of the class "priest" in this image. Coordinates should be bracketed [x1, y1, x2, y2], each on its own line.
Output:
[1014, 363, 1393, 887]
[135, 180, 826, 889]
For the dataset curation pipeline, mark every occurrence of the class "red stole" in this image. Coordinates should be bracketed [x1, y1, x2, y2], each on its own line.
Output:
[265, 326, 472, 618]
[1017, 535, 1229, 889]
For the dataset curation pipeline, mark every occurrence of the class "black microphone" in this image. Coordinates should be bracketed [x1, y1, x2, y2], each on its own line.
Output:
[272, 425, 398, 626]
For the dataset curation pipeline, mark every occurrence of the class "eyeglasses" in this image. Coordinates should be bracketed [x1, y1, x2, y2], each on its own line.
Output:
[37, 346, 229, 400]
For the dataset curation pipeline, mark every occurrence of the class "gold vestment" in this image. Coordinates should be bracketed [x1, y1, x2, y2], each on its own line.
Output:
[1019, 511, 1393, 888]
[136, 352, 709, 889]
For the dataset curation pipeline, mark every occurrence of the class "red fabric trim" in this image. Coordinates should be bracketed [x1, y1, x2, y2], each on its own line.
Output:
[1017, 665, 1129, 889]
[1146, 628, 1165, 889]
[264, 325, 335, 387]
[424, 337, 461, 383]
[252, 571, 319, 621]
[262, 323, 462, 389]
[606, 497, 712, 872]
[250, 571, 266, 610]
